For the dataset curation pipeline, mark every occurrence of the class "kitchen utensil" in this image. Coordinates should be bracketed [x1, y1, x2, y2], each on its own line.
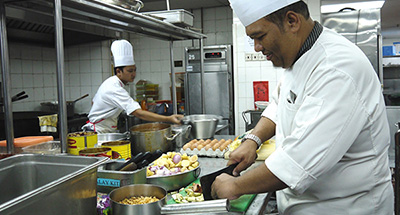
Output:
[0, 154, 107, 215]
[119, 161, 137, 171]
[116, 151, 144, 171]
[97, 132, 129, 144]
[182, 114, 222, 139]
[147, 165, 201, 192]
[22, 141, 61, 155]
[200, 163, 238, 200]
[97, 160, 147, 193]
[130, 123, 179, 154]
[40, 94, 89, 117]
[0, 91, 29, 106]
[166, 178, 256, 213]
[161, 199, 230, 214]
[171, 124, 192, 150]
[116, 151, 153, 171]
[109, 184, 167, 215]
[101, 0, 144, 12]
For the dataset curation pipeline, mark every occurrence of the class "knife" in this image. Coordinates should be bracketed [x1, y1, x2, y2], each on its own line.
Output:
[200, 163, 238, 200]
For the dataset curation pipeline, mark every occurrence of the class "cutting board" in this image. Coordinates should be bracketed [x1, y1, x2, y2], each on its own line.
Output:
[0, 136, 54, 148]
[167, 178, 256, 213]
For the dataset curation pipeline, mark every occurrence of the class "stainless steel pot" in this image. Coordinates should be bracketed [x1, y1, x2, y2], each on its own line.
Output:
[171, 124, 192, 150]
[109, 184, 167, 215]
[130, 123, 179, 154]
[182, 114, 222, 139]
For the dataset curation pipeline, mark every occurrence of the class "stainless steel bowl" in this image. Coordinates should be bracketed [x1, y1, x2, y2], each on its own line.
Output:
[97, 132, 129, 144]
[109, 184, 167, 215]
[147, 166, 201, 192]
[182, 114, 222, 139]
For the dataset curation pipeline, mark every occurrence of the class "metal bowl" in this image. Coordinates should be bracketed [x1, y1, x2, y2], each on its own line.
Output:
[146, 166, 201, 192]
[97, 132, 129, 145]
[182, 114, 222, 139]
[109, 184, 167, 215]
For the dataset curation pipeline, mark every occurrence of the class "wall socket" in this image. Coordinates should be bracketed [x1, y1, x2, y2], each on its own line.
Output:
[245, 53, 266, 61]
[245, 53, 252, 61]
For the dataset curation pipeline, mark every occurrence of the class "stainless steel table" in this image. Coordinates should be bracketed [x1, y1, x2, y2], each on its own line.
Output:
[198, 157, 271, 215]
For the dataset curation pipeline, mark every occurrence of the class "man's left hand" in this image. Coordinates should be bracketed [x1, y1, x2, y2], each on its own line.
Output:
[211, 173, 241, 200]
[169, 114, 184, 124]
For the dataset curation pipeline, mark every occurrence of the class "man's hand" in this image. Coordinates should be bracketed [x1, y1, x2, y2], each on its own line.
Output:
[168, 114, 184, 124]
[228, 140, 258, 176]
[211, 173, 241, 200]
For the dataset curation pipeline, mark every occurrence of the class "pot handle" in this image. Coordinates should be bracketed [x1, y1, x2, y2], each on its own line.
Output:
[184, 125, 192, 139]
[166, 132, 180, 141]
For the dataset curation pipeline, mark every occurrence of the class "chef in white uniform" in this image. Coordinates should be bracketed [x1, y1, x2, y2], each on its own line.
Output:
[212, 1, 394, 214]
[82, 39, 183, 133]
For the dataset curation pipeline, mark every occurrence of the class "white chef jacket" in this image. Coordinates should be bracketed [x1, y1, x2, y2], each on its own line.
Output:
[83, 76, 141, 133]
[262, 27, 394, 214]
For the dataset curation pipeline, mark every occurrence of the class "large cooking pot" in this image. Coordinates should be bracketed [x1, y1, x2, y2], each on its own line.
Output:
[40, 94, 89, 117]
[130, 123, 179, 154]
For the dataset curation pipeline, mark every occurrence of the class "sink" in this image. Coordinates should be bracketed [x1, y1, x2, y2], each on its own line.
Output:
[0, 154, 108, 215]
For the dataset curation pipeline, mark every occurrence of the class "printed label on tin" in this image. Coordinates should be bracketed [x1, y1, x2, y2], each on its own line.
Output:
[97, 178, 120, 187]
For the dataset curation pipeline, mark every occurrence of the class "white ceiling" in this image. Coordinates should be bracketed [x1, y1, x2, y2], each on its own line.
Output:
[140, 0, 400, 38]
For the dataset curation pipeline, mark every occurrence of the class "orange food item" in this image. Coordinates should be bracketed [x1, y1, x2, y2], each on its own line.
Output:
[0, 136, 54, 148]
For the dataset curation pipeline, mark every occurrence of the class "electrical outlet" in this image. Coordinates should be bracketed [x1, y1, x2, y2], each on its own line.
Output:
[245, 53, 252, 61]
[252, 53, 259, 61]
[258, 53, 266, 61]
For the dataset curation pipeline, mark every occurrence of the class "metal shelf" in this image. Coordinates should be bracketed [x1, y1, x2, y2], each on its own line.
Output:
[3, 0, 206, 41]
[0, 0, 207, 154]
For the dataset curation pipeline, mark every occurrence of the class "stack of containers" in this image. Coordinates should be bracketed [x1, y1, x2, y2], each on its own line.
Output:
[136, 80, 159, 105]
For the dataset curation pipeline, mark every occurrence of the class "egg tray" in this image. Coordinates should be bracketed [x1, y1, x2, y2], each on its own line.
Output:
[179, 139, 232, 158]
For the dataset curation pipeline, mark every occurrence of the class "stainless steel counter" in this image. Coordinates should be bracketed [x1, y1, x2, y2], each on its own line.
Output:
[197, 157, 271, 215]
[185, 135, 271, 215]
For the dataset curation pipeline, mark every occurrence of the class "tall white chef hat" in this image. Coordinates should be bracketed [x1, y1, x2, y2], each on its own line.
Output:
[229, 0, 301, 26]
[111, 39, 135, 67]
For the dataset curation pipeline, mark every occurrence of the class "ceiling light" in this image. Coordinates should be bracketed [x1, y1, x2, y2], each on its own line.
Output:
[321, 1, 385, 13]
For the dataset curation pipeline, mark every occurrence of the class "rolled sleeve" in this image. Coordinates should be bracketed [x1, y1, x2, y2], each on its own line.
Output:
[266, 147, 316, 195]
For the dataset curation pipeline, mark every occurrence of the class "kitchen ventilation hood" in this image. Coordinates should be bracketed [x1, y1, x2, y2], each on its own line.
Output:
[2, 0, 205, 46]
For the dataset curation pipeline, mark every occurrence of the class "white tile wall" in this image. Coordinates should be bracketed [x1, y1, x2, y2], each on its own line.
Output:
[232, 1, 321, 135]
[5, 40, 112, 114]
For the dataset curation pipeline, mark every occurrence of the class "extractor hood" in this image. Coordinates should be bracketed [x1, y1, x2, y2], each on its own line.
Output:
[6, 19, 112, 46]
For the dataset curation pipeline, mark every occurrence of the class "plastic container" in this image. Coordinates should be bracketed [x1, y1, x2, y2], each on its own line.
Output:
[22, 141, 61, 154]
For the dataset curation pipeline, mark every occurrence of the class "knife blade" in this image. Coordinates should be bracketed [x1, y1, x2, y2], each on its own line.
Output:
[200, 163, 238, 200]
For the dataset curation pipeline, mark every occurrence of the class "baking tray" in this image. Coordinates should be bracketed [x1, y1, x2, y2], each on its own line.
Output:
[143, 9, 194, 27]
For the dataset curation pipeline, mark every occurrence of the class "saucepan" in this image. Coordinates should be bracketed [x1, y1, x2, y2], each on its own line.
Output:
[181, 114, 223, 139]
[40, 94, 89, 117]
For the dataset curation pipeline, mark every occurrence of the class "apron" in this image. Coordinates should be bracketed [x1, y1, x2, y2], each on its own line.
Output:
[82, 117, 118, 133]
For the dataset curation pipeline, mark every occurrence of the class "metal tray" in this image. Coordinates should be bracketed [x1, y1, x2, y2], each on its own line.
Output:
[97, 160, 147, 193]
[0, 154, 108, 215]
[147, 166, 201, 192]
[143, 9, 194, 27]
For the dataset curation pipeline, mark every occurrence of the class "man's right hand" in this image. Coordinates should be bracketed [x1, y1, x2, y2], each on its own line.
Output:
[227, 140, 258, 176]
